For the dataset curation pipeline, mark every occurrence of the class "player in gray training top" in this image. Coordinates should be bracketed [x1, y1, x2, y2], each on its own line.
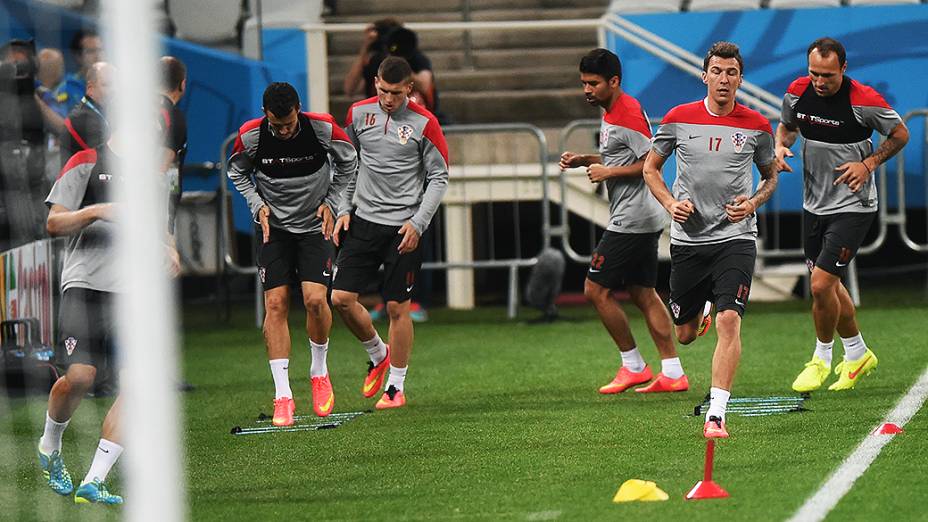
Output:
[332, 56, 449, 410]
[37, 134, 180, 505]
[559, 48, 688, 396]
[776, 37, 908, 394]
[228, 82, 357, 425]
[643, 42, 779, 439]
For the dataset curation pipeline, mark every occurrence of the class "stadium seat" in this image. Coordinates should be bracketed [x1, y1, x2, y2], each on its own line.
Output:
[609, 0, 682, 14]
[847, 0, 920, 5]
[37, 0, 85, 8]
[167, 0, 243, 44]
[767, 0, 841, 8]
[689, 0, 762, 11]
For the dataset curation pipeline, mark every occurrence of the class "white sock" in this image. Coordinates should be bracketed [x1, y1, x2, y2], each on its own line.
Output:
[39, 412, 70, 455]
[814, 339, 834, 366]
[362, 334, 387, 365]
[841, 333, 868, 361]
[269, 359, 292, 399]
[706, 387, 731, 422]
[386, 365, 407, 392]
[619, 347, 646, 373]
[309, 339, 329, 378]
[661, 357, 684, 379]
[81, 438, 123, 486]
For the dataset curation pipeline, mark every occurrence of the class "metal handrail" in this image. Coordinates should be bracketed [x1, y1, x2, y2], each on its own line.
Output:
[895, 109, 928, 253]
[600, 14, 781, 117]
[602, 13, 783, 111]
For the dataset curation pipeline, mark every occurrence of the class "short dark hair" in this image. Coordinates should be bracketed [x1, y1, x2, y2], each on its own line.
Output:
[579, 48, 622, 83]
[69, 29, 98, 55]
[703, 41, 743, 74]
[262, 82, 300, 117]
[159, 56, 186, 92]
[807, 37, 846, 67]
[377, 56, 413, 84]
[386, 27, 418, 58]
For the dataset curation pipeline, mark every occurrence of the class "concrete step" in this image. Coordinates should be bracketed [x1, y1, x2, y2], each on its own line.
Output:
[332, 0, 609, 17]
[330, 87, 600, 127]
[325, 7, 607, 24]
[328, 45, 594, 78]
[329, 65, 584, 95]
[326, 26, 598, 56]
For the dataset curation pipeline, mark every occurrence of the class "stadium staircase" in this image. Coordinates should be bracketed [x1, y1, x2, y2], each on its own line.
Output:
[324, 0, 610, 131]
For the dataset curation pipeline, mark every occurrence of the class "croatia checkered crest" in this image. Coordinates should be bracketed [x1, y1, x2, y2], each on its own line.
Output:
[730, 131, 747, 153]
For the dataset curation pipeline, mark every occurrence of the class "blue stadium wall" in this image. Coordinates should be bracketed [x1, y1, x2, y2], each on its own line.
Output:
[606, 5, 928, 212]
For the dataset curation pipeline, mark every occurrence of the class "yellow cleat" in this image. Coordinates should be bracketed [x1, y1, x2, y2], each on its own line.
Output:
[828, 349, 878, 391]
[792, 355, 831, 392]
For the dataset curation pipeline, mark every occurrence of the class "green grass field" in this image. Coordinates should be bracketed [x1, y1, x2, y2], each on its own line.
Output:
[2, 288, 927, 521]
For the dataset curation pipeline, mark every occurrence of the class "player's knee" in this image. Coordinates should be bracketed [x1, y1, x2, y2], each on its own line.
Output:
[811, 271, 841, 299]
[715, 310, 740, 334]
[330, 290, 355, 311]
[583, 279, 608, 303]
[265, 294, 289, 317]
[303, 292, 327, 316]
[386, 301, 409, 322]
[63, 366, 96, 395]
[676, 326, 697, 345]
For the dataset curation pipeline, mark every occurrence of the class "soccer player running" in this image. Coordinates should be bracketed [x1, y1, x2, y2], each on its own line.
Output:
[643, 42, 779, 438]
[559, 49, 688, 394]
[777, 38, 909, 393]
[332, 56, 449, 409]
[36, 133, 180, 505]
[228, 83, 357, 425]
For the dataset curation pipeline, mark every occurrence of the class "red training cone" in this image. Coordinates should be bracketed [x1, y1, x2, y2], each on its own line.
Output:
[685, 439, 730, 500]
[874, 423, 904, 435]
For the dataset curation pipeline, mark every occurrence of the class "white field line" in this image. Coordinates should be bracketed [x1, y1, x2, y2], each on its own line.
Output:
[786, 365, 928, 522]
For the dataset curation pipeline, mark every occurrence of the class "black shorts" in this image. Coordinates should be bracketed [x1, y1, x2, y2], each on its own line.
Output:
[668, 239, 756, 325]
[587, 231, 661, 289]
[803, 211, 875, 276]
[257, 227, 334, 291]
[56, 288, 115, 369]
[332, 215, 423, 303]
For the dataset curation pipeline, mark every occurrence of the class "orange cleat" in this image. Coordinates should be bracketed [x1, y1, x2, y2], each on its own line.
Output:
[697, 302, 713, 336]
[311, 375, 335, 417]
[362, 345, 390, 398]
[272, 397, 295, 427]
[598, 366, 653, 394]
[375, 385, 406, 409]
[704, 416, 729, 438]
[634, 373, 689, 393]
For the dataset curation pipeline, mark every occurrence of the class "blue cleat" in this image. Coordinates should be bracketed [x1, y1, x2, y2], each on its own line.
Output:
[38, 447, 74, 496]
[75, 479, 123, 505]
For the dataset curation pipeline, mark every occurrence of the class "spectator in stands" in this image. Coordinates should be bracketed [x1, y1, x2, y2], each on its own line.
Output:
[63, 30, 104, 109]
[0, 38, 49, 249]
[343, 17, 401, 99]
[159, 56, 188, 235]
[60, 61, 112, 167]
[36, 48, 70, 120]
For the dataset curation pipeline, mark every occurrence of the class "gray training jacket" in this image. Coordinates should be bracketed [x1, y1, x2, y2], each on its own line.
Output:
[339, 97, 450, 234]
[227, 112, 357, 234]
